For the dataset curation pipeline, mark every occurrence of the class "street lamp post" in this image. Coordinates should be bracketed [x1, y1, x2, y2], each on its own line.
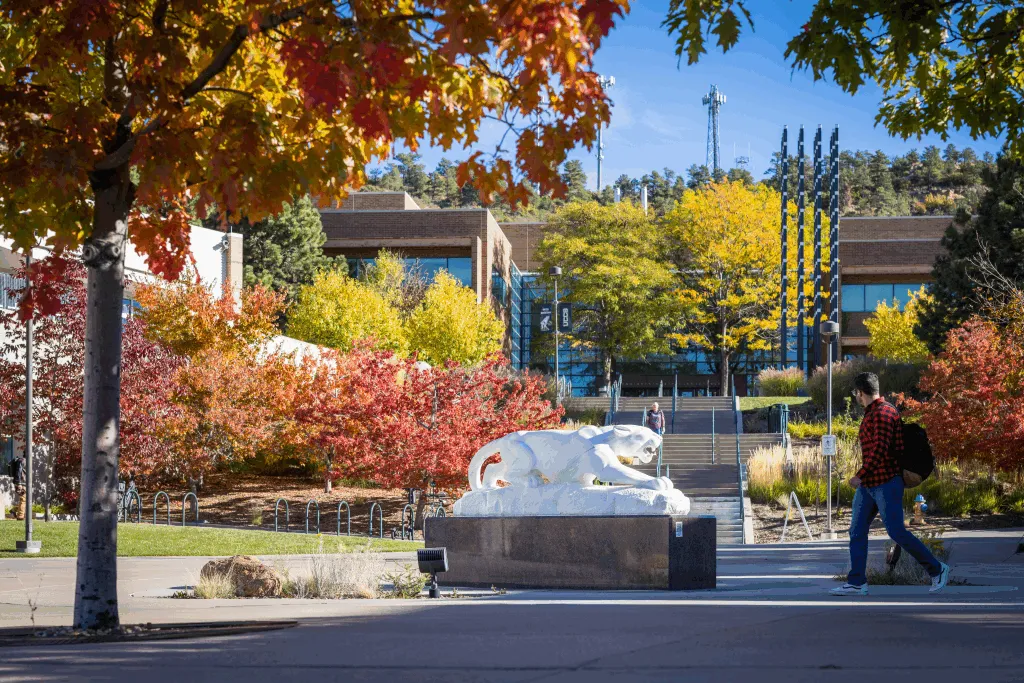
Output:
[596, 75, 615, 191]
[820, 319, 840, 539]
[549, 266, 562, 405]
[16, 250, 41, 554]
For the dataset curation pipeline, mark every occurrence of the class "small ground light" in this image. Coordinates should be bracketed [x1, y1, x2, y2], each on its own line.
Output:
[417, 547, 448, 598]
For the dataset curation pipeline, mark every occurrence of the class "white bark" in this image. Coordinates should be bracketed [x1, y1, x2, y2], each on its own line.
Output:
[73, 170, 131, 630]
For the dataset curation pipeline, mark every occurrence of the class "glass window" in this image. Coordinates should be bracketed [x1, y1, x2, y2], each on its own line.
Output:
[446, 258, 473, 287]
[1, 436, 12, 470]
[864, 284, 894, 311]
[491, 268, 507, 309]
[841, 284, 866, 312]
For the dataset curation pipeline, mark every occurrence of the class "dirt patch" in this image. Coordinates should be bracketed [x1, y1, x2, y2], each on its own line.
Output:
[131, 473, 447, 537]
[753, 501, 1024, 544]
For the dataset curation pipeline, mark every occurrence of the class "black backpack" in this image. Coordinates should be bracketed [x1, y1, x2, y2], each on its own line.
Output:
[897, 422, 934, 488]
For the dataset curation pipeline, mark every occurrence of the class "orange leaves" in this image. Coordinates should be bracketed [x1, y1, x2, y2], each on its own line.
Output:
[134, 279, 284, 358]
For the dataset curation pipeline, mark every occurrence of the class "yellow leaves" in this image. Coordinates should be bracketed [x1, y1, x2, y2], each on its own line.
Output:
[865, 288, 931, 364]
[406, 271, 505, 366]
[288, 269, 407, 355]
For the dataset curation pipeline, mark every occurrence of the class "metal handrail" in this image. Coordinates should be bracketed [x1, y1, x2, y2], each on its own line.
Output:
[182, 492, 199, 526]
[274, 498, 289, 532]
[656, 442, 663, 478]
[305, 499, 320, 534]
[734, 395, 745, 543]
[711, 406, 716, 465]
[337, 501, 351, 536]
[368, 502, 383, 538]
[153, 491, 170, 526]
[401, 504, 415, 541]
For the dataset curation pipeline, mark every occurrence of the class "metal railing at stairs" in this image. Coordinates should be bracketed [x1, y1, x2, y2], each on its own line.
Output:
[733, 395, 745, 543]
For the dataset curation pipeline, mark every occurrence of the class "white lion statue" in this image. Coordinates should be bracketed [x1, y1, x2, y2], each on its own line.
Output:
[455, 425, 689, 517]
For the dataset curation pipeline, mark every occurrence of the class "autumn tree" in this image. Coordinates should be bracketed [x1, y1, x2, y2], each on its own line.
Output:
[0, 0, 622, 628]
[287, 269, 407, 354]
[535, 201, 676, 388]
[0, 258, 180, 511]
[865, 289, 931, 364]
[666, 2, 1024, 158]
[406, 272, 505, 366]
[663, 181, 822, 395]
[904, 319, 1024, 471]
[135, 277, 291, 489]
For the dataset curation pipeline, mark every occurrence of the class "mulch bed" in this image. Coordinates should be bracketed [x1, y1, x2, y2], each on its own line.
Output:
[127, 473, 449, 537]
[0, 621, 297, 647]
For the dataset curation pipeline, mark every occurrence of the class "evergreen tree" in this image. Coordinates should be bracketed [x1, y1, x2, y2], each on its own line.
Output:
[917, 155, 1024, 353]
[561, 160, 592, 202]
[238, 196, 333, 310]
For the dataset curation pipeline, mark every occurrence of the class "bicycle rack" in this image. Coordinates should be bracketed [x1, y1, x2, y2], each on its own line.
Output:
[182, 492, 199, 526]
[124, 490, 142, 523]
[432, 503, 446, 518]
[401, 504, 415, 541]
[274, 498, 289, 532]
[368, 502, 383, 539]
[153, 491, 170, 526]
[336, 501, 351, 536]
[305, 499, 320, 534]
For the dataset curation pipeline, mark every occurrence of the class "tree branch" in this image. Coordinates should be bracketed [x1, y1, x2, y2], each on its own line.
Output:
[180, 3, 314, 101]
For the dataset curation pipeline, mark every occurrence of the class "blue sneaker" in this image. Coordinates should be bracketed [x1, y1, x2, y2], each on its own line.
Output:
[929, 562, 950, 593]
[829, 583, 868, 596]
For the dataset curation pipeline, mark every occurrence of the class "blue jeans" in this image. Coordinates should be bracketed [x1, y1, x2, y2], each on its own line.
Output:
[847, 476, 942, 586]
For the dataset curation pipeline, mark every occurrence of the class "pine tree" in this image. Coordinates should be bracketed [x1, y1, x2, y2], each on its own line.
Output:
[916, 155, 1024, 353]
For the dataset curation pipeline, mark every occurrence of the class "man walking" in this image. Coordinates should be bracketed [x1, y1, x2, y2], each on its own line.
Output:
[10, 453, 25, 521]
[830, 372, 949, 596]
[646, 402, 665, 436]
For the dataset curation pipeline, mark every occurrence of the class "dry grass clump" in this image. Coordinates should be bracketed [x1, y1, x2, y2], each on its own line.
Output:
[757, 367, 806, 396]
[284, 541, 388, 599]
[192, 570, 235, 599]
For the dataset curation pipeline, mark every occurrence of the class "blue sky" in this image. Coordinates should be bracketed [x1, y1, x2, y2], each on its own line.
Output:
[399, 0, 1005, 190]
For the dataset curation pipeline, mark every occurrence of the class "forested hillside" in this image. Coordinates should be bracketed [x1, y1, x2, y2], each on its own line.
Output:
[365, 144, 996, 222]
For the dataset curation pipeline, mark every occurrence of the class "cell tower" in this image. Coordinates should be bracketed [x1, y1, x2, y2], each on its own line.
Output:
[702, 84, 726, 174]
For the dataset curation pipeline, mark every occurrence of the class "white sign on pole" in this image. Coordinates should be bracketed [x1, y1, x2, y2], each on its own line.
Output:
[821, 434, 837, 457]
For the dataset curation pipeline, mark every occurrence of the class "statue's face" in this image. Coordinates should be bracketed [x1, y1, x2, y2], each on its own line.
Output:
[609, 425, 662, 464]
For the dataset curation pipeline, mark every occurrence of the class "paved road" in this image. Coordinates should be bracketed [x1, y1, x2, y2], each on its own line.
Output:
[2, 529, 1023, 682]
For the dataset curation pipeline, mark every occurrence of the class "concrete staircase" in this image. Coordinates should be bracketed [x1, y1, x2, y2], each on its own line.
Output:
[631, 434, 745, 545]
[569, 395, 776, 545]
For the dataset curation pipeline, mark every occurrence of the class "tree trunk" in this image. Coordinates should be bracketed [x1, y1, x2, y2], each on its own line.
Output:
[324, 448, 333, 493]
[603, 354, 613, 390]
[73, 167, 132, 631]
[719, 350, 731, 398]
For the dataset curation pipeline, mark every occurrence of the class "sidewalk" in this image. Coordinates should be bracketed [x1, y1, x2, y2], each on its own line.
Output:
[2, 530, 1023, 682]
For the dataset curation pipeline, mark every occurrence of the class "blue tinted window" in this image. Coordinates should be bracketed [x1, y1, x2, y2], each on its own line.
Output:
[864, 284, 894, 311]
[841, 285, 866, 312]
[446, 258, 472, 287]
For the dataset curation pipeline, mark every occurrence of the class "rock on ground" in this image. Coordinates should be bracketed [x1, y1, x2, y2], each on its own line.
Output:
[200, 555, 283, 597]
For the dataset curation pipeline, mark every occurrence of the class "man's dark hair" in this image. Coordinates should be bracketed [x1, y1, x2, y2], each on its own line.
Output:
[854, 372, 880, 397]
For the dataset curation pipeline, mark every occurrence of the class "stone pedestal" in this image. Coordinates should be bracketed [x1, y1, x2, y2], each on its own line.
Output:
[424, 515, 715, 590]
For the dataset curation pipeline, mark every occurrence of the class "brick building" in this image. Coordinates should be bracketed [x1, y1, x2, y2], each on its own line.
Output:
[317, 192, 953, 396]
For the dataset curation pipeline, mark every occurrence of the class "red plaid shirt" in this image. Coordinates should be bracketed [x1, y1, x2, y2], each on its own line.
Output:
[856, 398, 903, 487]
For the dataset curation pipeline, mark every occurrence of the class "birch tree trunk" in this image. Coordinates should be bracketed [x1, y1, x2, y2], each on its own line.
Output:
[73, 167, 132, 630]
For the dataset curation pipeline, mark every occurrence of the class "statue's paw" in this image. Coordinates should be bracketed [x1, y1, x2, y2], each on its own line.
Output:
[637, 477, 674, 491]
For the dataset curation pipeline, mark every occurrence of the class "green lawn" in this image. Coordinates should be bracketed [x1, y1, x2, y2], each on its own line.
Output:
[0, 520, 421, 558]
[739, 396, 812, 411]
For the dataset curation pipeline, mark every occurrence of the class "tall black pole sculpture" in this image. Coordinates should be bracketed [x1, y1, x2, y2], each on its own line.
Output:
[812, 126, 823, 370]
[829, 126, 841, 361]
[779, 127, 789, 369]
[796, 127, 806, 375]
